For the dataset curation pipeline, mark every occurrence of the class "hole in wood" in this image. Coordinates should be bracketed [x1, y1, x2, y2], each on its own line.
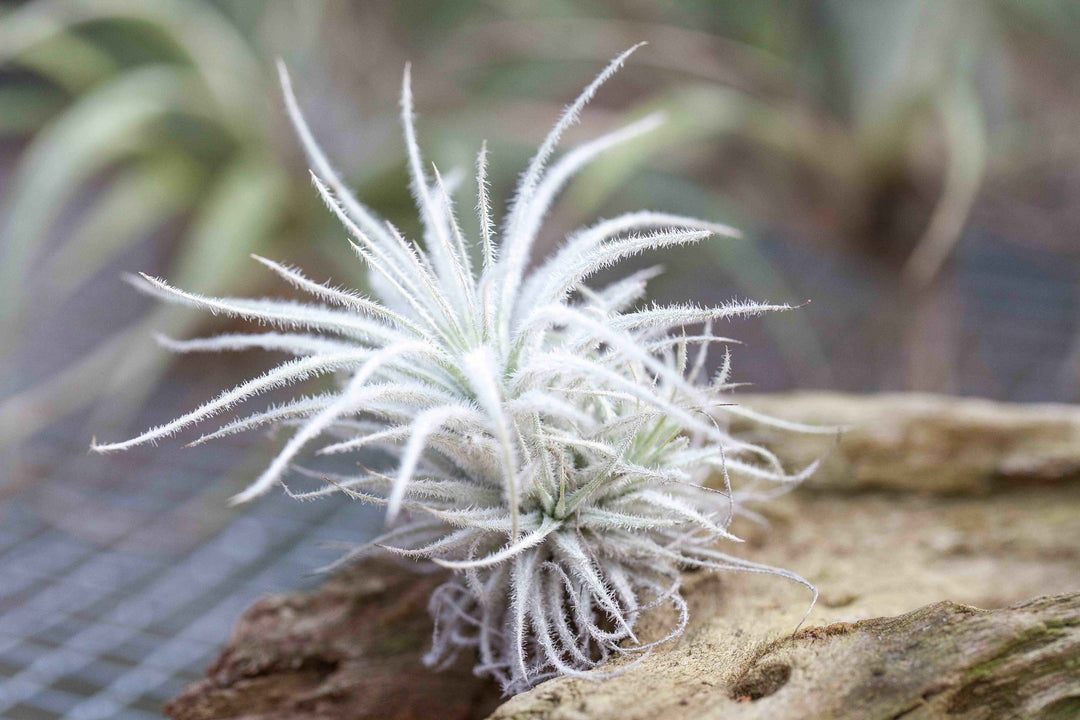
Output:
[730, 661, 792, 701]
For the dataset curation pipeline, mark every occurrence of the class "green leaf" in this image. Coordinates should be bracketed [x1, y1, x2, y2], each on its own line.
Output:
[0, 85, 67, 136]
[7, 29, 117, 92]
[0, 65, 211, 350]
[38, 152, 205, 307]
[0, 0, 266, 135]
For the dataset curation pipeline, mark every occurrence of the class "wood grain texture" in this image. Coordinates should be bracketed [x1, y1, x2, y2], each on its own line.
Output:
[164, 560, 501, 720]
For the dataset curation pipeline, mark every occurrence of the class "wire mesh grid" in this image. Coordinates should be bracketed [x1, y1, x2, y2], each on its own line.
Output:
[0, 408, 380, 720]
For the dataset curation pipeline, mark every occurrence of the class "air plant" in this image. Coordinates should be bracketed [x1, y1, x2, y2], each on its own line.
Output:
[93, 45, 822, 695]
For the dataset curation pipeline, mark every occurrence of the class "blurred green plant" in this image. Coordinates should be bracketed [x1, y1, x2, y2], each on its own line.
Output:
[458, 3, 990, 286]
[4, 0, 1074, 456]
[0, 0, 304, 449]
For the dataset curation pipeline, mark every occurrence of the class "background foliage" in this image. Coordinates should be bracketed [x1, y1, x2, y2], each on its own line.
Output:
[3, 0, 1079, 467]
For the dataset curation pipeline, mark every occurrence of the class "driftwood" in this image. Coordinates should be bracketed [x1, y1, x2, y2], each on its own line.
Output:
[164, 561, 502, 720]
[730, 392, 1080, 493]
[166, 393, 1080, 720]
[493, 593, 1080, 720]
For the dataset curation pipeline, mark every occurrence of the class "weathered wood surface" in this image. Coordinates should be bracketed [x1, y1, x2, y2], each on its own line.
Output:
[494, 593, 1080, 720]
[164, 561, 502, 720]
[730, 392, 1080, 493]
[165, 393, 1080, 720]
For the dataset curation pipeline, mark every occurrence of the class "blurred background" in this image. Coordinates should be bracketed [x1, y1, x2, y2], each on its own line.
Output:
[0, 1, 1078, 718]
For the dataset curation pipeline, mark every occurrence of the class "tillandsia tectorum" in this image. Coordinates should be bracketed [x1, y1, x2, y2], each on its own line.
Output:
[93, 45, 826, 694]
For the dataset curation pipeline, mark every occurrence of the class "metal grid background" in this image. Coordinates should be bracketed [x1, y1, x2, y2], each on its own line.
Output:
[1, 399, 381, 719]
